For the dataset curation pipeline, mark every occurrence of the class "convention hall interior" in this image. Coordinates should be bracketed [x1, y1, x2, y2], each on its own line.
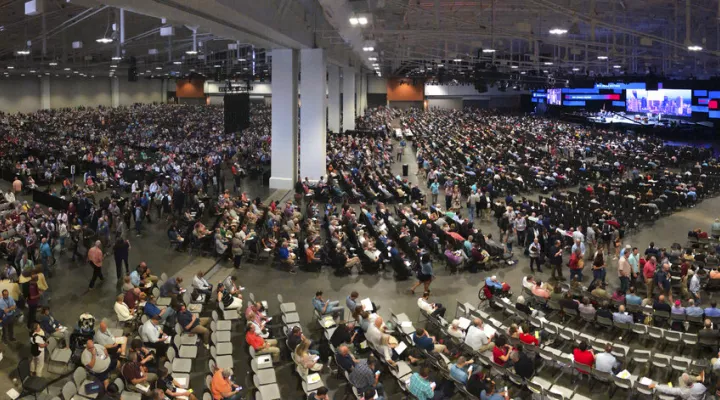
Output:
[3, 0, 720, 399]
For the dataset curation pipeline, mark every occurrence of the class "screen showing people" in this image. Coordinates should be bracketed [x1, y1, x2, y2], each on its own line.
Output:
[625, 89, 692, 117]
[547, 88, 562, 105]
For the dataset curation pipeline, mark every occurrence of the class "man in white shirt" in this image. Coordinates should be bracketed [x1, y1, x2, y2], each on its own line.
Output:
[140, 315, 169, 358]
[465, 318, 494, 352]
[522, 275, 537, 291]
[365, 316, 384, 348]
[192, 271, 213, 302]
[417, 291, 446, 318]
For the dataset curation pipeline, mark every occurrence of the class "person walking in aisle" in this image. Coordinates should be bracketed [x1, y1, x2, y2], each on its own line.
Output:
[113, 238, 131, 280]
[88, 241, 105, 290]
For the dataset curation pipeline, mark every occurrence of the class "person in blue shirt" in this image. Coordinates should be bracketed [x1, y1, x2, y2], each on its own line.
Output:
[429, 180, 440, 206]
[39, 237, 53, 277]
[312, 291, 344, 320]
[278, 241, 297, 274]
[449, 356, 474, 385]
[686, 299, 704, 317]
[0, 289, 17, 342]
[625, 287, 643, 306]
[704, 301, 720, 317]
[412, 328, 447, 354]
[144, 295, 176, 326]
[485, 276, 509, 296]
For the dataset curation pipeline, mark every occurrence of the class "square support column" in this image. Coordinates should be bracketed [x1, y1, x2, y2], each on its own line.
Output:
[327, 64, 341, 133]
[269, 49, 299, 190]
[111, 77, 120, 107]
[360, 73, 368, 114]
[342, 67, 356, 131]
[299, 48, 327, 182]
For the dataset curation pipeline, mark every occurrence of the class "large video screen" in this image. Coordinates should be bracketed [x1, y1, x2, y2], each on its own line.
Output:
[626, 89, 692, 117]
[547, 89, 562, 105]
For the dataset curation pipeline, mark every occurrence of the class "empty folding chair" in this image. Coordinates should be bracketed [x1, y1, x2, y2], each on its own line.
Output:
[611, 375, 633, 398]
[211, 310, 232, 331]
[153, 287, 172, 307]
[664, 330, 683, 351]
[72, 367, 97, 399]
[670, 357, 691, 378]
[282, 311, 300, 325]
[61, 381, 81, 400]
[210, 346, 234, 370]
[113, 378, 141, 400]
[631, 324, 648, 344]
[254, 381, 281, 400]
[173, 335, 198, 359]
[647, 326, 665, 349]
[251, 354, 274, 371]
[252, 366, 278, 386]
[277, 294, 296, 314]
[46, 337, 72, 374]
[210, 323, 231, 342]
[217, 300, 239, 321]
[167, 347, 191, 374]
[651, 354, 671, 381]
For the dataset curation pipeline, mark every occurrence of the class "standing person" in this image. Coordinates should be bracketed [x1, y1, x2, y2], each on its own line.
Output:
[528, 237, 543, 273]
[444, 180, 453, 210]
[467, 190, 479, 224]
[39, 238, 52, 278]
[26, 275, 43, 329]
[134, 203, 144, 236]
[88, 240, 105, 290]
[231, 233, 244, 269]
[514, 213, 527, 249]
[29, 322, 47, 377]
[618, 251, 632, 293]
[429, 180, 440, 206]
[0, 289, 17, 343]
[568, 248, 583, 283]
[409, 253, 434, 294]
[549, 240, 564, 281]
[592, 251, 607, 284]
[113, 238, 131, 280]
[586, 224, 597, 260]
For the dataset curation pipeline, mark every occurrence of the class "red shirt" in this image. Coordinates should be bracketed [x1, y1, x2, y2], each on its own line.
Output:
[519, 332, 539, 346]
[492, 345, 508, 366]
[573, 348, 594, 373]
[245, 331, 264, 350]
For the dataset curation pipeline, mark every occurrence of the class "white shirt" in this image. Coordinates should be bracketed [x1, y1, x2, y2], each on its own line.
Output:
[417, 297, 435, 314]
[365, 324, 383, 348]
[114, 302, 133, 322]
[465, 325, 489, 351]
[193, 275, 211, 290]
[140, 319, 161, 343]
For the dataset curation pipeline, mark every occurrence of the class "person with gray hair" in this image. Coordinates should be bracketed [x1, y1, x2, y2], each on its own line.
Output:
[210, 368, 241, 400]
[649, 371, 706, 399]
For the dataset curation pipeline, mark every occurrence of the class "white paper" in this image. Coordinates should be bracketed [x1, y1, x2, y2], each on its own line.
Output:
[401, 321, 413, 328]
[175, 377, 188, 388]
[136, 383, 151, 393]
[361, 298, 374, 312]
[261, 301, 268, 309]
[395, 341, 408, 355]
[615, 370, 630, 379]
[457, 317, 472, 330]
[639, 377, 653, 386]
[307, 373, 321, 384]
[483, 325, 497, 337]
[6, 388, 20, 400]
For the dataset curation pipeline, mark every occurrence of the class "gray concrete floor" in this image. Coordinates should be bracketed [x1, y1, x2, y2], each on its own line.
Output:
[4, 142, 720, 400]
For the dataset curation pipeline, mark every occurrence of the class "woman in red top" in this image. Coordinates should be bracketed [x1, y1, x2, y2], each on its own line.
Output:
[518, 324, 540, 346]
[572, 341, 595, 374]
[492, 336, 512, 366]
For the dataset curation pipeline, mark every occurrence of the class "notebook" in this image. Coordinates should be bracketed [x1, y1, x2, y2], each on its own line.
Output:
[400, 321, 413, 328]
[307, 373, 321, 384]
[615, 370, 631, 380]
[483, 325, 497, 337]
[639, 377, 653, 386]
[457, 317, 471, 330]
[395, 341, 408, 355]
[175, 377, 188, 389]
[361, 298, 374, 312]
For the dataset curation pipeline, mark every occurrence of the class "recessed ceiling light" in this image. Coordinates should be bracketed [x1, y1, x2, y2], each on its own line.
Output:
[186, 50, 197, 55]
[362, 47, 374, 52]
[155, 66, 162, 70]
[110, 65, 117, 68]
[111, 56, 122, 61]
[349, 17, 359, 25]
[520, 71, 527, 75]
[544, 62, 553, 65]
[688, 45, 702, 51]
[49, 62, 58, 66]
[16, 50, 30, 55]
[437, 64, 444, 67]
[238, 58, 246, 62]
[572, 67, 580, 71]
[29, 70, 35, 73]
[63, 67, 70, 71]
[368, 57, 377, 61]
[358, 17, 368, 25]
[7, 66, 14, 70]
[173, 61, 182, 65]
[482, 49, 496, 53]
[613, 65, 622, 69]
[549, 28, 568, 35]
[453, 59, 462, 62]
[597, 56, 608, 60]
[511, 65, 518, 69]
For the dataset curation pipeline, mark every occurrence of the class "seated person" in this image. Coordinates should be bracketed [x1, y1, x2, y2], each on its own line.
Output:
[81, 339, 118, 388]
[121, 361, 158, 392]
[245, 322, 280, 363]
[312, 291, 344, 320]
[157, 367, 197, 400]
[417, 291, 446, 318]
[449, 356, 475, 385]
[485, 276, 510, 295]
[210, 368, 241, 400]
[217, 283, 243, 310]
[413, 328, 448, 354]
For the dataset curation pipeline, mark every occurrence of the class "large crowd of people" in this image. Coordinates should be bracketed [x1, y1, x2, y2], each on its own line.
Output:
[5, 102, 720, 400]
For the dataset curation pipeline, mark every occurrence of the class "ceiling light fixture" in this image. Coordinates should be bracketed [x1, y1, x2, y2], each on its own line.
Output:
[110, 64, 117, 68]
[453, 59, 462, 62]
[613, 65, 622, 68]
[597, 56, 608, 60]
[16, 50, 30, 55]
[29, 70, 35, 73]
[7, 66, 14, 70]
[111, 56, 122, 61]
[511, 65, 518, 69]
[63, 67, 70, 71]
[368, 57, 377, 61]
[688, 45, 703, 51]
[482, 49, 496, 53]
[349, 17, 359, 25]
[520, 71, 526, 75]
[173, 61, 182, 65]
[572, 67, 580, 71]
[238, 58, 246, 61]
[358, 17, 368, 25]
[549, 28, 568, 35]
[362, 46, 374, 52]
[155, 66, 162, 70]
[437, 64, 444, 67]
[96, 37, 113, 44]
[544, 62, 553, 65]
[186, 50, 197, 55]
[49, 62, 58, 66]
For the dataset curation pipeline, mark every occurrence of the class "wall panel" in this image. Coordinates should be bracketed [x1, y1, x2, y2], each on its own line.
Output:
[0, 78, 41, 113]
[427, 98, 463, 110]
[119, 79, 163, 105]
[50, 78, 112, 108]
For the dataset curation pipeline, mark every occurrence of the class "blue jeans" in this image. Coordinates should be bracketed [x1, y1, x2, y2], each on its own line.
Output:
[222, 392, 242, 400]
[41, 256, 50, 277]
[467, 206, 475, 223]
[570, 268, 583, 283]
[593, 268, 606, 283]
[321, 301, 345, 320]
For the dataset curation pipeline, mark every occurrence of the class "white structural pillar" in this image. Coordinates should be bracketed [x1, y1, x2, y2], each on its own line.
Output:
[327, 64, 341, 133]
[111, 77, 120, 107]
[269, 49, 299, 190]
[355, 72, 362, 116]
[360, 73, 368, 114]
[40, 76, 50, 109]
[299, 48, 327, 182]
[342, 67, 356, 131]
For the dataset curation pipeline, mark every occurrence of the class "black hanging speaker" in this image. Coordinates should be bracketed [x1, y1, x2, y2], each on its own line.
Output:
[224, 93, 250, 134]
[128, 56, 138, 82]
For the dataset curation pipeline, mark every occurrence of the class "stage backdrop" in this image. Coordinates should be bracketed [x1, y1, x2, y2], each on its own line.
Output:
[224, 93, 250, 133]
